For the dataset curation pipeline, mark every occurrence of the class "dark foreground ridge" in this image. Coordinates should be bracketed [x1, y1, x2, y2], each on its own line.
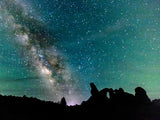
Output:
[1, 83, 160, 120]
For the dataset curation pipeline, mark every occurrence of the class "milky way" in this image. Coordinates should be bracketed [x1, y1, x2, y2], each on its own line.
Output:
[0, 0, 83, 104]
[1, 0, 160, 104]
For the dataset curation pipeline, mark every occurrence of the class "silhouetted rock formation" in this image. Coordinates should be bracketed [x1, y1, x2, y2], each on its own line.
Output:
[90, 82, 99, 96]
[60, 97, 67, 106]
[0, 83, 159, 120]
[135, 87, 151, 104]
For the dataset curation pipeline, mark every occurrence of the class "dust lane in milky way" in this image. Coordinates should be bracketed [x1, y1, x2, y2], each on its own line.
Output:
[0, 0, 83, 104]
[1, 0, 160, 105]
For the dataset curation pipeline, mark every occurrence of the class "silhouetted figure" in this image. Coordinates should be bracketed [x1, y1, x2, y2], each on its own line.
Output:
[90, 83, 99, 97]
[60, 97, 67, 106]
[135, 87, 151, 104]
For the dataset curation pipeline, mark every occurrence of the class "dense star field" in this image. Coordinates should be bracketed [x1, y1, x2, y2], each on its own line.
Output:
[1, 0, 160, 105]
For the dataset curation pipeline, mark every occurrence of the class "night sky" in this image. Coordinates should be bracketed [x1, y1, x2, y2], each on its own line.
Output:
[1, 0, 160, 105]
